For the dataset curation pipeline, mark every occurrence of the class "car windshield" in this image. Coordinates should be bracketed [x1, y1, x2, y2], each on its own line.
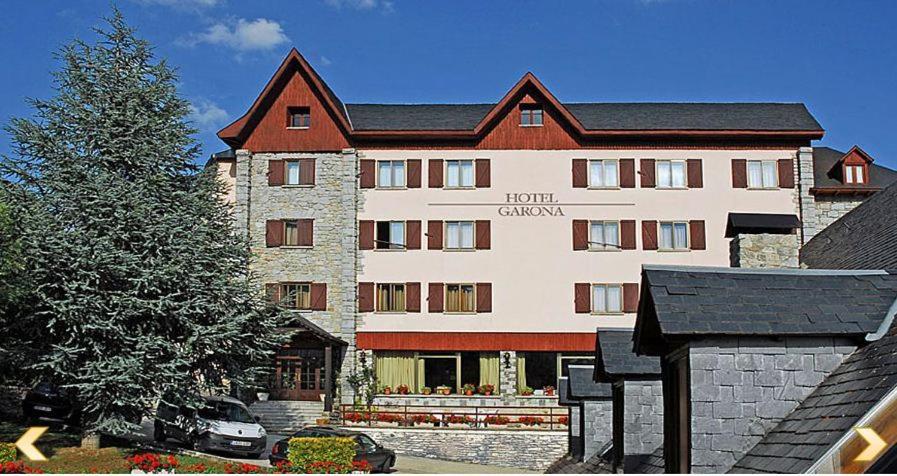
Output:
[197, 402, 255, 424]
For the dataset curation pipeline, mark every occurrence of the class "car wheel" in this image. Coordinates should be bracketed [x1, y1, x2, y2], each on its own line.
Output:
[153, 421, 166, 442]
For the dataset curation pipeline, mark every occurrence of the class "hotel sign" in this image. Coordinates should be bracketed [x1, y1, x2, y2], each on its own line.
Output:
[498, 193, 565, 217]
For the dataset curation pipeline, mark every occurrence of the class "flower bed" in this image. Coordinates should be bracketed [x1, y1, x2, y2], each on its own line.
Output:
[517, 416, 545, 427]
[483, 415, 511, 426]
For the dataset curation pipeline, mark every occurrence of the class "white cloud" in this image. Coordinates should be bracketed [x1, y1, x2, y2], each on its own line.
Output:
[320, 56, 333, 66]
[324, 0, 393, 12]
[188, 99, 229, 129]
[182, 18, 289, 51]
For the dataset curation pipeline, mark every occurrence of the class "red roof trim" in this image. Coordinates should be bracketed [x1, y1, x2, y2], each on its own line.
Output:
[356, 331, 597, 352]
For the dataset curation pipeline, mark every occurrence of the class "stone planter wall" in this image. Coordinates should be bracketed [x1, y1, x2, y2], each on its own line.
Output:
[372, 394, 559, 408]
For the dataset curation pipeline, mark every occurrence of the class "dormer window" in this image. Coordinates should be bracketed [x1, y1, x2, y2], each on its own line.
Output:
[520, 105, 543, 126]
[288, 107, 310, 128]
[845, 164, 866, 184]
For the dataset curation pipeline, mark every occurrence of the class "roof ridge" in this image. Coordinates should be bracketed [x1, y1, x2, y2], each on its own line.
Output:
[642, 264, 888, 276]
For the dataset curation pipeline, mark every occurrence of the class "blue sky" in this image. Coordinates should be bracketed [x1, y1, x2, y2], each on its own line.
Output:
[1, 0, 896, 168]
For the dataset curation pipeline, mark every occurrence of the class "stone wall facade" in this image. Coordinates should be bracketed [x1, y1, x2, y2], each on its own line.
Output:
[580, 399, 613, 461]
[796, 146, 818, 243]
[730, 233, 800, 268]
[620, 380, 663, 469]
[568, 406, 582, 459]
[813, 195, 865, 232]
[687, 336, 856, 473]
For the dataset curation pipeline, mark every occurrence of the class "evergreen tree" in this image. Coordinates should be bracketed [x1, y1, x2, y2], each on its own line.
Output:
[1, 10, 290, 442]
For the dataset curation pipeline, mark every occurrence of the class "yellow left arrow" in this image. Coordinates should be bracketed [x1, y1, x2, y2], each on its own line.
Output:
[15, 427, 48, 462]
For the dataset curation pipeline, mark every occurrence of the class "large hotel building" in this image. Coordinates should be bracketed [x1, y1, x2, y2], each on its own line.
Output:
[212, 49, 896, 411]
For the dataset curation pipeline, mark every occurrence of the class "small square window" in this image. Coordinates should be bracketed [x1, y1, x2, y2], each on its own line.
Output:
[377, 161, 406, 188]
[747, 160, 778, 189]
[520, 105, 543, 126]
[656, 160, 687, 188]
[376, 283, 406, 312]
[659, 221, 689, 250]
[285, 161, 301, 185]
[280, 283, 311, 310]
[591, 284, 622, 314]
[288, 107, 310, 128]
[589, 221, 620, 250]
[375, 221, 406, 250]
[445, 284, 476, 313]
[445, 221, 475, 250]
[284, 220, 300, 246]
[588, 160, 619, 188]
[845, 165, 865, 184]
[445, 160, 475, 188]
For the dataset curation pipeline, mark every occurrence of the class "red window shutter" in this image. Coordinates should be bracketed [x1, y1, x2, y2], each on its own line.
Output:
[299, 158, 316, 185]
[268, 160, 284, 186]
[620, 220, 636, 250]
[298, 219, 314, 247]
[642, 220, 658, 250]
[359, 220, 375, 250]
[778, 159, 795, 188]
[476, 283, 492, 313]
[358, 282, 374, 313]
[428, 283, 444, 312]
[687, 159, 703, 188]
[360, 160, 376, 189]
[266, 220, 283, 247]
[689, 220, 706, 250]
[574, 283, 591, 314]
[406, 159, 422, 188]
[428, 159, 444, 188]
[620, 159, 636, 188]
[572, 159, 588, 188]
[623, 283, 639, 313]
[406, 282, 421, 312]
[640, 159, 656, 188]
[475, 159, 491, 188]
[265, 283, 281, 304]
[475, 220, 491, 250]
[572, 220, 589, 251]
[310, 283, 327, 311]
[406, 220, 421, 250]
[732, 159, 747, 188]
[427, 220, 443, 250]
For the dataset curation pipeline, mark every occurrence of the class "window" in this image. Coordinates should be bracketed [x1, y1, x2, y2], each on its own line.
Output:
[445, 160, 475, 188]
[520, 105, 543, 126]
[747, 160, 778, 189]
[521, 352, 557, 391]
[288, 107, 310, 128]
[588, 159, 619, 188]
[445, 221, 475, 250]
[377, 160, 406, 188]
[284, 220, 300, 246]
[592, 284, 623, 314]
[376, 284, 406, 312]
[285, 161, 301, 185]
[657, 160, 687, 188]
[589, 221, 620, 250]
[845, 165, 865, 184]
[375, 221, 405, 250]
[280, 283, 311, 310]
[659, 222, 689, 250]
[418, 353, 459, 392]
[445, 284, 475, 313]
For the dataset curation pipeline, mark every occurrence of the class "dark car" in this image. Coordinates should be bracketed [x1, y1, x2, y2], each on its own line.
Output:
[154, 395, 267, 459]
[22, 382, 80, 427]
[269, 426, 395, 473]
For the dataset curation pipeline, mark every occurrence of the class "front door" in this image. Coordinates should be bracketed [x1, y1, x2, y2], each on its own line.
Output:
[272, 347, 325, 401]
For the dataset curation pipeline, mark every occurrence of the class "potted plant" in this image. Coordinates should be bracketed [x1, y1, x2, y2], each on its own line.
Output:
[543, 385, 556, 396]
[436, 385, 451, 395]
[382, 386, 392, 395]
[397, 384, 410, 395]
[558, 416, 569, 426]
[520, 386, 534, 396]
[444, 414, 474, 427]
[478, 384, 495, 396]
[462, 383, 476, 396]
[517, 416, 545, 427]
[422, 386, 432, 395]
[411, 414, 439, 427]
[483, 415, 510, 427]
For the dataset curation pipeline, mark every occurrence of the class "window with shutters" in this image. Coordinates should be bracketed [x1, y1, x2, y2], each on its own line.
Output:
[592, 284, 623, 314]
[747, 160, 778, 189]
[587, 159, 619, 188]
[589, 221, 620, 251]
[376, 283, 406, 312]
[280, 283, 311, 310]
[445, 160, 475, 188]
[445, 284, 476, 313]
[656, 160, 687, 189]
[375, 221, 405, 250]
[659, 221, 689, 250]
[445, 221, 475, 250]
[287, 107, 311, 128]
[377, 160, 406, 189]
[520, 105, 543, 126]
[845, 164, 866, 184]
[285, 160, 302, 185]
[283, 220, 300, 246]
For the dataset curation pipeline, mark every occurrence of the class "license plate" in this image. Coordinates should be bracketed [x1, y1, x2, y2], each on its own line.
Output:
[35, 405, 53, 412]
[230, 440, 252, 447]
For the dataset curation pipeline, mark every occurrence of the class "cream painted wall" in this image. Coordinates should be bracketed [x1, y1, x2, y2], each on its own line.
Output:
[214, 159, 237, 205]
[357, 149, 800, 334]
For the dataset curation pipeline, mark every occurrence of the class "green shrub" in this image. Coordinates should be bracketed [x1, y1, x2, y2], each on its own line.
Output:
[0, 444, 15, 464]
[287, 437, 356, 472]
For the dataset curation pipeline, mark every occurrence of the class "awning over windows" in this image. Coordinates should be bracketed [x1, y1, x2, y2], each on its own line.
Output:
[724, 212, 801, 237]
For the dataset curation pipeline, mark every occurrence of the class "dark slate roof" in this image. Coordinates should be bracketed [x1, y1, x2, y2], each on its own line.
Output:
[288, 314, 348, 346]
[802, 181, 897, 270]
[568, 365, 612, 399]
[594, 329, 661, 382]
[812, 146, 897, 191]
[724, 213, 801, 237]
[634, 266, 897, 355]
[632, 446, 666, 474]
[344, 102, 822, 132]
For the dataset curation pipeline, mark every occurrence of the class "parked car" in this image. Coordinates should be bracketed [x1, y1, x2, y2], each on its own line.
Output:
[22, 382, 80, 427]
[153, 395, 266, 458]
[269, 426, 395, 473]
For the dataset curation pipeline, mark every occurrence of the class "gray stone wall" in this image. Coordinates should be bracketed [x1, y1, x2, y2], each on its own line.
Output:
[688, 336, 856, 473]
[796, 146, 818, 243]
[814, 195, 865, 232]
[581, 399, 613, 461]
[622, 380, 663, 460]
[569, 406, 582, 458]
[730, 233, 800, 268]
[499, 350, 517, 396]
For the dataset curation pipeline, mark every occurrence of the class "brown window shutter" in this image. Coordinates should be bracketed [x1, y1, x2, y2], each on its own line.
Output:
[359, 220, 375, 250]
[572, 220, 589, 250]
[574, 283, 591, 313]
[360, 160, 376, 189]
[687, 159, 703, 188]
[475, 159, 491, 188]
[406, 282, 421, 312]
[406, 159, 421, 188]
[620, 220, 636, 250]
[427, 220, 443, 250]
[428, 283, 444, 312]
[572, 159, 588, 188]
[476, 283, 492, 313]
[265, 283, 281, 304]
[475, 220, 491, 250]
[689, 220, 706, 250]
[732, 159, 747, 188]
[428, 159, 444, 188]
[623, 283, 639, 313]
[778, 159, 795, 188]
[640, 159, 656, 188]
[298, 219, 314, 247]
[268, 160, 284, 186]
[620, 159, 636, 188]
[406, 220, 421, 250]
[310, 283, 327, 311]
[299, 158, 316, 185]
[642, 220, 658, 250]
[266, 220, 283, 247]
[358, 282, 374, 313]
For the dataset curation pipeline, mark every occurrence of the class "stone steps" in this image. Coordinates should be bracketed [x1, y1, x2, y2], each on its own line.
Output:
[250, 400, 327, 434]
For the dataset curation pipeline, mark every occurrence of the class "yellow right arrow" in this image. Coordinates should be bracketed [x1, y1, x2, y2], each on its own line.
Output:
[15, 427, 48, 462]
[855, 427, 887, 462]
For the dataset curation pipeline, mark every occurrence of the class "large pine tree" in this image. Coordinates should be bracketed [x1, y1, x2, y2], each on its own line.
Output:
[0, 10, 290, 441]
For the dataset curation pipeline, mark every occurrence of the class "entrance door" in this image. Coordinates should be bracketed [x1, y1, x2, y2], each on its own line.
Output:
[272, 348, 325, 401]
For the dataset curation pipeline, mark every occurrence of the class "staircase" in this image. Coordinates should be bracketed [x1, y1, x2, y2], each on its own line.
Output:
[250, 400, 327, 434]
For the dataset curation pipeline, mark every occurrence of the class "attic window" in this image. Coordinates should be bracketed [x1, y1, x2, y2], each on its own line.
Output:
[845, 164, 866, 184]
[288, 107, 310, 128]
[520, 105, 543, 127]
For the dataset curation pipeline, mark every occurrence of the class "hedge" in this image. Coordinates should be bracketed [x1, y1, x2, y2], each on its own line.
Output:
[287, 437, 356, 472]
[0, 444, 15, 464]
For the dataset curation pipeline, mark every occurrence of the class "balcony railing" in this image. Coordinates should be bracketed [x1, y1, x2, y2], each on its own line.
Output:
[338, 403, 568, 431]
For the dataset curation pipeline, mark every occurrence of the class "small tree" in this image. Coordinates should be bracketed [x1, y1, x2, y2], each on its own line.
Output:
[346, 360, 378, 410]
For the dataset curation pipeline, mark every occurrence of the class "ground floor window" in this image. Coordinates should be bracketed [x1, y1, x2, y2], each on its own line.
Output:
[517, 352, 596, 393]
[372, 351, 500, 394]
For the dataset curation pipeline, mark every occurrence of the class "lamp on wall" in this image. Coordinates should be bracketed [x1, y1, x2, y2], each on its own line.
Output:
[502, 352, 512, 369]
[359, 352, 367, 366]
